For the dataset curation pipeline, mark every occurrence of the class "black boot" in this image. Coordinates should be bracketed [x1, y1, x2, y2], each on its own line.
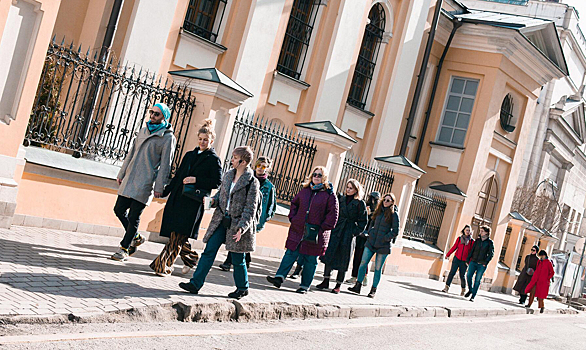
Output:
[348, 282, 362, 294]
[316, 278, 330, 290]
[367, 287, 377, 298]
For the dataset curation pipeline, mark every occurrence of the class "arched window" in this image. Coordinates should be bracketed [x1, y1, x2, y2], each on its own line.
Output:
[277, 0, 321, 80]
[500, 93, 515, 133]
[347, 4, 386, 110]
[183, 0, 227, 43]
[472, 175, 499, 238]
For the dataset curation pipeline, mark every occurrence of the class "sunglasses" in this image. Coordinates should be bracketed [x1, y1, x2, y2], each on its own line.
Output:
[256, 165, 267, 170]
[384, 199, 394, 203]
[148, 110, 161, 117]
[312, 173, 323, 178]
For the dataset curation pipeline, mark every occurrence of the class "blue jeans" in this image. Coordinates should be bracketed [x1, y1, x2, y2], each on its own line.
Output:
[357, 246, 388, 288]
[275, 248, 318, 290]
[466, 261, 487, 297]
[189, 226, 249, 291]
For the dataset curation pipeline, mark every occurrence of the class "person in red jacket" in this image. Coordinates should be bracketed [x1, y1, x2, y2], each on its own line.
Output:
[525, 250, 555, 313]
[442, 225, 474, 296]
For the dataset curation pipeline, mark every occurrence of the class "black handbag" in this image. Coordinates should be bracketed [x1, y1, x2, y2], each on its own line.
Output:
[182, 184, 207, 203]
[302, 192, 320, 244]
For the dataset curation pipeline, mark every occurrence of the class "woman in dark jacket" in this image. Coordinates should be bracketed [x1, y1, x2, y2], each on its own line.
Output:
[266, 166, 339, 294]
[513, 245, 539, 305]
[348, 193, 399, 298]
[149, 119, 222, 276]
[442, 225, 474, 295]
[316, 179, 367, 293]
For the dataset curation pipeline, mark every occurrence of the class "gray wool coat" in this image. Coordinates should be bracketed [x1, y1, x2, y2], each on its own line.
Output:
[117, 125, 176, 205]
[203, 167, 260, 253]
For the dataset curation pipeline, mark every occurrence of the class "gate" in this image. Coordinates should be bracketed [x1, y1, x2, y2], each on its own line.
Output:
[403, 187, 447, 245]
[223, 110, 317, 204]
[24, 39, 197, 176]
[337, 152, 394, 197]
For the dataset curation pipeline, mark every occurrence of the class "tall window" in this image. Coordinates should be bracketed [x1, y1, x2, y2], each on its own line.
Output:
[183, 0, 227, 43]
[437, 77, 479, 147]
[499, 226, 512, 264]
[500, 93, 515, 133]
[277, 0, 320, 80]
[472, 175, 499, 238]
[347, 4, 386, 110]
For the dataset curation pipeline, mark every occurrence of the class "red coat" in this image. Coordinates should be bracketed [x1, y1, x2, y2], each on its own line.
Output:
[525, 259, 554, 299]
[446, 236, 474, 261]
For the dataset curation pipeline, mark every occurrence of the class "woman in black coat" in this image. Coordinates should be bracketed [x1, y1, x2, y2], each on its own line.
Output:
[513, 245, 539, 304]
[150, 119, 222, 276]
[316, 179, 367, 293]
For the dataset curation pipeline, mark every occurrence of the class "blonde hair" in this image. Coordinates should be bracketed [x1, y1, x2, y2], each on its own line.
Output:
[346, 179, 364, 200]
[198, 119, 216, 139]
[302, 166, 331, 189]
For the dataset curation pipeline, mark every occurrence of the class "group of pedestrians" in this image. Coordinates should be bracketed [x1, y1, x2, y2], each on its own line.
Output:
[109, 102, 555, 306]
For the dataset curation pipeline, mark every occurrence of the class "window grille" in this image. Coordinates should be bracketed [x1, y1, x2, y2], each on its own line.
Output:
[347, 4, 386, 110]
[183, 0, 227, 43]
[276, 0, 321, 80]
[436, 77, 479, 147]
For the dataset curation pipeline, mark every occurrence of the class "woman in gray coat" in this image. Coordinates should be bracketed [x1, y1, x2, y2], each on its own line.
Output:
[179, 146, 260, 299]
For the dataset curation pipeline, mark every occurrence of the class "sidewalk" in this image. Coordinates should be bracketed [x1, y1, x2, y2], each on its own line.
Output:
[0, 226, 577, 323]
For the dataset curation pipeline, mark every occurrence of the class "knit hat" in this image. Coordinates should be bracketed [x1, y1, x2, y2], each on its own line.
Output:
[154, 102, 171, 121]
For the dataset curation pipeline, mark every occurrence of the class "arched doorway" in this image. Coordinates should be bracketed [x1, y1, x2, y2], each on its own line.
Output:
[472, 175, 499, 238]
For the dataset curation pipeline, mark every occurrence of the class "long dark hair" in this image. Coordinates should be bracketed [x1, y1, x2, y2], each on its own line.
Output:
[372, 193, 396, 224]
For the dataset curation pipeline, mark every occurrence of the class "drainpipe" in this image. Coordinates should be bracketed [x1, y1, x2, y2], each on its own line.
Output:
[414, 17, 462, 165]
[75, 0, 125, 158]
[399, 0, 444, 156]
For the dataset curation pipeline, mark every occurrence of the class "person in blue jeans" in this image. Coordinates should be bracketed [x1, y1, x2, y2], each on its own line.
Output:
[465, 225, 494, 302]
[179, 146, 260, 300]
[348, 193, 399, 298]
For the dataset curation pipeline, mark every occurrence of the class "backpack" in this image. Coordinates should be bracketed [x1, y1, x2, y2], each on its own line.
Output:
[246, 178, 263, 228]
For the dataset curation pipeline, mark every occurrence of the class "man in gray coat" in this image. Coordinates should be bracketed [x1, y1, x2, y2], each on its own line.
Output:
[110, 102, 176, 261]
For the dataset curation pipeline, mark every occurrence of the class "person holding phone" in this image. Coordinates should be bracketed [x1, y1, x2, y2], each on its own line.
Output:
[266, 166, 338, 294]
[513, 245, 539, 305]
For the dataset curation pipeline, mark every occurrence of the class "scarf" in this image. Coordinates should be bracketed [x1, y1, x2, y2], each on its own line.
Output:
[460, 234, 471, 245]
[311, 182, 324, 191]
[255, 172, 268, 186]
[146, 102, 171, 134]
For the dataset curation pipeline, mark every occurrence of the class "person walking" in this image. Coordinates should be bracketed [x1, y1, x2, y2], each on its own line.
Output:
[110, 103, 176, 261]
[149, 119, 222, 275]
[346, 191, 380, 286]
[442, 225, 474, 295]
[179, 146, 260, 299]
[316, 179, 367, 294]
[348, 193, 399, 298]
[464, 225, 494, 302]
[513, 245, 539, 305]
[525, 250, 554, 313]
[219, 156, 277, 271]
[266, 166, 339, 294]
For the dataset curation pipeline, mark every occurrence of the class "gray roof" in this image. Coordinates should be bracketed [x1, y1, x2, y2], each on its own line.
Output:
[294, 121, 356, 143]
[429, 184, 466, 197]
[168, 68, 253, 97]
[455, 10, 549, 30]
[374, 155, 425, 173]
[509, 211, 531, 223]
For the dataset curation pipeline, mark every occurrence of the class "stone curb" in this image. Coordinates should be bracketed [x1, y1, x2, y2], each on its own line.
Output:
[0, 301, 579, 325]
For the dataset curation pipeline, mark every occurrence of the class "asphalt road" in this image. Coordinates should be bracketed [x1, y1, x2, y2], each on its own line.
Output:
[1, 313, 584, 349]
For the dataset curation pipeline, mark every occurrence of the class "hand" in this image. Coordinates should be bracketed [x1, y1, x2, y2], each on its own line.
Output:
[183, 176, 196, 184]
[154, 191, 162, 198]
[234, 228, 243, 242]
[117, 178, 122, 185]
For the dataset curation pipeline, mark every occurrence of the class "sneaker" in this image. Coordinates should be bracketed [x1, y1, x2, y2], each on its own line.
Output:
[367, 287, 377, 298]
[331, 284, 341, 294]
[110, 248, 128, 261]
[228, 289, 249, 299]
[363, 276, 368, 287]
[295, 288, 308, 294]
[178, 282, 199, 294]
[181, 265, 191, 274]
[460, 289, 466, 297]
[128, 235, 146, 256]
[344, 277, 357, 285]
[219, 262, 231, 272]
[464, 290, 472, 298]
[266, 276, 283, 288]
[442, 285, 449, 293]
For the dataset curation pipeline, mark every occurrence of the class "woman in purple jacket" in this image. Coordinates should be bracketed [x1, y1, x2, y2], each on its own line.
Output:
[266, 166, 339, 293]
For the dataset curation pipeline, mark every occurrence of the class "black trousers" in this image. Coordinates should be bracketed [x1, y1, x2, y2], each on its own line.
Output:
[446, 257, 468, 288]
[113, 195, 146, 249]
[223, 251, 252, 265]
[323, 264, 345, 283]
[351, 236, 367, 278]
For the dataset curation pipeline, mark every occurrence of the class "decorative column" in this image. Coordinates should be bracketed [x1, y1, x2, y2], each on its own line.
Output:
[503, 212, 531, 294]
[294, 121, 357, 186]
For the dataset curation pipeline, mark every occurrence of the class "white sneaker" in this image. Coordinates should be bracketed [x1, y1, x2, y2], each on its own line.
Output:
[110, 248, 128, 262]
[181, 265, 191, 274]
[363, 276, 368, 287]
[344, 277, 357, 284]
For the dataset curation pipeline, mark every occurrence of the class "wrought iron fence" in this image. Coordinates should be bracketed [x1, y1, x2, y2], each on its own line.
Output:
[403, 187, 447, 245]
[24, 38, 197, 176]
[223, 110, 317, 204]
[337, 152, 394, 197]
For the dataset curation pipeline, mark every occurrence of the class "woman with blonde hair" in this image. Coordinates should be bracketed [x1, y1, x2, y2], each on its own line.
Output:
[266, 166, 339, 293]
[348, 193, 399, 298]
[316, 179, 367, 293]
[149, 119, 222, 275]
